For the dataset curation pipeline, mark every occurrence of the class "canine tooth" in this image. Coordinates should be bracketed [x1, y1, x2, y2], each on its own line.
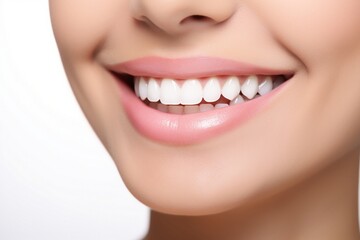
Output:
[203, 77, 221, 102]
[180, 79, 203, 105]
[215, 103, 229, 109]
[222, 76, 241, 100]
[241, 75, 258, 99]
[139, 77, 148, 100]
[160, 79, 181, 105]
[200, 104, 214, 112]
[230, 95, 245, 105]
[147, 78, 160, 102]
[258, 76, 273, 96]
[184, 105, 200, 114]
[168, 105, 184, 114]
[134, 78, 140, 97]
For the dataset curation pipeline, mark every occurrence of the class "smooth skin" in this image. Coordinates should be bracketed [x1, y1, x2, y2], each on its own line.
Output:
[50, 0, 360, 239]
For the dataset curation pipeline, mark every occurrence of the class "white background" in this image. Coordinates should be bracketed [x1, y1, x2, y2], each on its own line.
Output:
[0, 0, 149, 239]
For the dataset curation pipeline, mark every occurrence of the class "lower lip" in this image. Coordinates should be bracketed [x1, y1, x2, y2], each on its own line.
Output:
[116, 78, 286, 145]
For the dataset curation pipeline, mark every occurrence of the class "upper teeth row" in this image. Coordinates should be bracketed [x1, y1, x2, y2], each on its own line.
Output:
[135, 75, 284, 105]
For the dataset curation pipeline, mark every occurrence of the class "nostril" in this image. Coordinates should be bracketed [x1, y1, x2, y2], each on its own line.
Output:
[180, 15, 213, 25]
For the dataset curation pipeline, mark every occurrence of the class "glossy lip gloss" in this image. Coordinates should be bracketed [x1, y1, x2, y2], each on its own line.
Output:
[108, 57, 292, 145]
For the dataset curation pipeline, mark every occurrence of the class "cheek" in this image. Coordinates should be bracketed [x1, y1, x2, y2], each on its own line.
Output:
[253, 0, 360, 67]
[49, 0, 126, 58]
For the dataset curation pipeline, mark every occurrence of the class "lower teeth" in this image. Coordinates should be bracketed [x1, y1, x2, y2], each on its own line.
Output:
[147, 94, 259, 115]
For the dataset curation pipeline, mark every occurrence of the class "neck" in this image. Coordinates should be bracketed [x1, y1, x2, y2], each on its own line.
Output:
[145, 151, 360, 240]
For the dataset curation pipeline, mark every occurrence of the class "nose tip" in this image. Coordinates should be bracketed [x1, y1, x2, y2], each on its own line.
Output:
[131, 0, 237, 35]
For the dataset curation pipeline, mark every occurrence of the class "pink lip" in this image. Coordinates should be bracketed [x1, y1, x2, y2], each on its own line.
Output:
[109, 57, 290, 145]
[108, 56, 292, 79]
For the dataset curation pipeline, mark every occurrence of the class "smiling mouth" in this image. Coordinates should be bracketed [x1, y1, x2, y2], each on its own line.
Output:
[109, 56, 293, 115]
[131, 74, 291, 114]
[107, 56, 294, 144]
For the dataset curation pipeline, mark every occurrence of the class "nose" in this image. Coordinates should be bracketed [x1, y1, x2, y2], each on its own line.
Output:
[131, 0, 237, 35]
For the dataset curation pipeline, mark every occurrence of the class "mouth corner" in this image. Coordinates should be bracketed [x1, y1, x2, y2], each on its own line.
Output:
[110, 71, 135, 89]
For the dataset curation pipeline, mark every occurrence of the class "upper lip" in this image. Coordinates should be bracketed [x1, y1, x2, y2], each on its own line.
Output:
[107, 56, 293, 79]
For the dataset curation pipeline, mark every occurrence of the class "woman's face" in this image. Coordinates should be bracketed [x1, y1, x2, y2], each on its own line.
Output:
[50, 0, 360, 215]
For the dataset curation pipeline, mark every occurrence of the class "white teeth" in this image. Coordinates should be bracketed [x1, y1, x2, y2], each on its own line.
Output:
[241, 75, 258, 99]
[203, 77, 221, 103]
[200, 104, 214, 112]
[149, 102, 157, 109]
[160, 79, 181, 105]
[135, 78, 140, 97]
[258, 76, 273, 96]
[134, 74, 287, 113]
[147, 78, 160, 102]
[139, 77, 148, 100]
[221, 76, 241, 101]
[180, 79, 203, 105]
[230, 95, 245, 105]
[157, 103, 168, 113]
[168, 105, 183, 114]
[184, 105, 200, 114]
[215, 103, 229, 109]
